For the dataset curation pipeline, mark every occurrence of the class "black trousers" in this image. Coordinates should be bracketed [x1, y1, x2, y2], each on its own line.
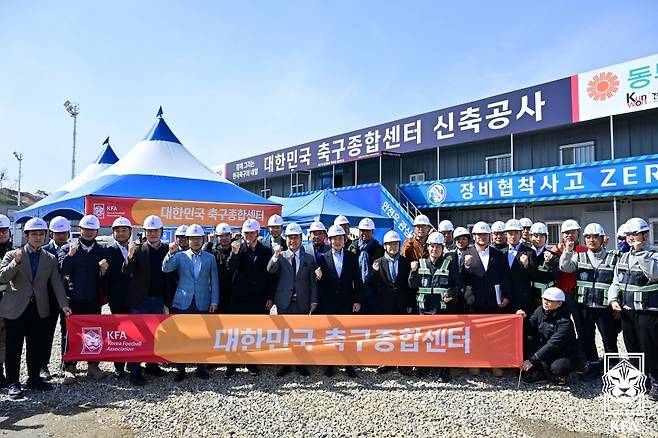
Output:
[109, 302, 130, 373]
[4, 301, 46, 384]
[621, 311, 658, 376]
[524, 334, 578, 378]
[42, 305, 62, 369]
[578, 304, 620, 362]
[64, 301, 102, 367]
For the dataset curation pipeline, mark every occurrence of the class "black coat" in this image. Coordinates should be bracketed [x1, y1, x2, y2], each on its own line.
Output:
[103, 243, 132, 311]
[204, 242, 234, 313]
[317, 249, 363, 314]
[460, 246, 511, 313]
[226, 241, 274, 314]
[59, 242, 106, 304]
[527, 305, 580, 364]
[371, 255, 415, 314]
[122, 242, 173, 309]
[501, 243, 537, 313]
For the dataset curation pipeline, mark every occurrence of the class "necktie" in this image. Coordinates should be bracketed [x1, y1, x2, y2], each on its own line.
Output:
[391, 260, 397, 282]
[291, 252, 297, 275]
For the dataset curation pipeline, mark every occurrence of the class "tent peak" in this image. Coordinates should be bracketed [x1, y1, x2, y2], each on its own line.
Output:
[156, 106, 164, 118]
[142, 113, 181, 144]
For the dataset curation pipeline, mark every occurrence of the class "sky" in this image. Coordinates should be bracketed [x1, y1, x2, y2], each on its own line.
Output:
[2, 1, 658, 193]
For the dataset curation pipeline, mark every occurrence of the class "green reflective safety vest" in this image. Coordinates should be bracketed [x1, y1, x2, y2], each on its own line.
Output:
[417, 258, 451, 312]
[615, 251, 658, 311]
[531, 257, 555, 296]
[575, 251, 618, 308]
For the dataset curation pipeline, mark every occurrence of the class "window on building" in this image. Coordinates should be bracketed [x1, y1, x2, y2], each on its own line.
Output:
[260, 188, 271, 198]
[560, 141, 595, 165]
[650, 219, 658, 248]
[485, 153, 511, 174]
[409, 172, 425, 183]
[291, 183, 305, 194]
[546, 222, 562, 246]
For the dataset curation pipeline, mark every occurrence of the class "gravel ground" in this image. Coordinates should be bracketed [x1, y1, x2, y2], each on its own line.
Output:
[1, 307, 656, 437]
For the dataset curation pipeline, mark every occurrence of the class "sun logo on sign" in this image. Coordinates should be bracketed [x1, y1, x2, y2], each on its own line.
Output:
[587, 71, 619, 101]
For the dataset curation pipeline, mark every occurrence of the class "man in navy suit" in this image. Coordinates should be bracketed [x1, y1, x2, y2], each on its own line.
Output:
[317, 224, 363, 378]
[162, 224, 219, 382]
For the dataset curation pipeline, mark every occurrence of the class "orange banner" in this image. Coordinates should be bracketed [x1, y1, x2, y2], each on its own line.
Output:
[65, 314, 523, 368]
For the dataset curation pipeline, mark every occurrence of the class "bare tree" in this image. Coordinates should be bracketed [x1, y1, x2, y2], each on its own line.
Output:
[0, 167, 7, 190]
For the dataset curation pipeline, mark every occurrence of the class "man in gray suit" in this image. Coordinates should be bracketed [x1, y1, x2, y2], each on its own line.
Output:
[267, 222, 320, 377]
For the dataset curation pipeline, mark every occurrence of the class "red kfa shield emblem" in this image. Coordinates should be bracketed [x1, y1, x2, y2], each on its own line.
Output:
[81, 327, 103, 354]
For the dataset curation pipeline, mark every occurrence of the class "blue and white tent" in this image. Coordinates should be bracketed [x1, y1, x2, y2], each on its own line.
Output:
[15, 108, 278, 223]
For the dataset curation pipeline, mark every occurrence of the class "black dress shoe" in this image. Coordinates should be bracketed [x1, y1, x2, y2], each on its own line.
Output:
[39, 367, 52, 381]
[0, 374, 7, 389]
[398, 367, 414, 376]
[296, 366, 310, 377]
[415, 367, 430, 378]
[376, 366, 392, 374]
[246, 365, 260, 376]
[144, 364, 166, 377]
[345, 366, 357, 378]
[324, 366, 335, 377]
[224, 366, 236, 379]
[439, 367, 451, 383]
[8, 383, 23, 399]
[195, 368, 209, 379]
[26, 378, 53, 391]
[276, 366, 292, 377]
[114, 368, 126, 379]
[174, 371, 186, 382]
[129, 371, 146, 386]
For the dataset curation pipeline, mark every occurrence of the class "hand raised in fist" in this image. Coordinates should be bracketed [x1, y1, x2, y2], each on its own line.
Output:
[273, 243, 282, 257]
[519, 254, 529, 268]
[464, 254, 473, 267]
[99, 258, 109, 273]
[544, 251, 553, 262]
[169, 241, 178, 254]
[410, 261, 419, 272]
[372, 260, 380, 272]
[315, 266, 322, 280]
[231, 240, 241, 254]
[13, 249, 22, 264]
[68, 243, 79, 257]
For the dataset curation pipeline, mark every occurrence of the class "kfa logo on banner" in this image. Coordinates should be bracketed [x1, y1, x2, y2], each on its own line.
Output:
[602, 353, 648, 434]
[81, 327, 103, 355]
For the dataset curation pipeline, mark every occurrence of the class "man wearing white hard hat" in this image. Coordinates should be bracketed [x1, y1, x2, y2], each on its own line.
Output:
[461, 221, 510, 377]
[608, 217, 658, 401]
[317, 224, 362, 378]
[59, 214, 108, 384]
[490, 221, 507, 250]
[40, 216, 71, 381]
[0, 217, 72, 398]
[267, 222, 318, 378]
[449, 227, 471, 272]
[438, 220, 455, 251]
[174, 225, 189, 252]
[262, 214, 287, 252]
[303, 219, 330, 265]
[0, 214, 13, 388]
[204, 223, 234, 314]
[334, 215, 352, 248]
[163, 224, 219, 382]
[347, 217, 384, 315]
[102, 217, 134, 379]
[560, 222, 620, 378]
[516, 287, 581, 385]
[225, 218, 274, 378]
[124, 215, 172, 386]
[527, 222, 560, 307]
[519, 218, 533, 245]
[409, 230, 461, 381]
[402, 214, 432, 261]
[502, 219, 536, 316]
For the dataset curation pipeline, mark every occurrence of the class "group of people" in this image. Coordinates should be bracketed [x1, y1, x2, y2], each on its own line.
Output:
[0, 210, 656, 402]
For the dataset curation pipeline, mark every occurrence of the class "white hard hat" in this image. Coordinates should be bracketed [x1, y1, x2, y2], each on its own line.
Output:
[413, 214, 431, 226]
[427, 231, 445, 246]
[583, 223, 605, 237]
[491, 221, 505, 233]
[625, 217, 650, 234]
[530, 222, 548, 235]
[309, 220, 327, 232]
[111, 217, 132, 229]
[24, 217, 48, 231]
[267, 214, 284, 227]
[285, 222, 303, 236]
[79, 214, 100, 230]
[0, 214, 10, 228]
[617, 223, 630, 238]
[143, 215, 164, 230]
[438, 220, 454, 232]
[560, 219, 580, 233]
[383, 230, 401, 243]
[453, 227, 470, 239]
[327, 224, 346, 237]
[215, 223, 232, 235]
[49, 216, 71, 233]
[185, 224, 205, 237]
[472, 221, 491, 234]
[519, 217, 533, 228]
[358, 217, 375, 230]
[175, 225, 188, 236]
[334, 215, 350, 226]
[242, 218, 261, 233]
[504, 219, 523, 232]
[542, 287, 566, 302]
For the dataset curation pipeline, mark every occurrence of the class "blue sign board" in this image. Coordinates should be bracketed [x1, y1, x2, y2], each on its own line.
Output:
[399, 154, 658, 208]
[227, 78, 573, 183]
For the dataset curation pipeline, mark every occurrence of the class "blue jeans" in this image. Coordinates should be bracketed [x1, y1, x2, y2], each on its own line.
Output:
[127, 296, 165, 373]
